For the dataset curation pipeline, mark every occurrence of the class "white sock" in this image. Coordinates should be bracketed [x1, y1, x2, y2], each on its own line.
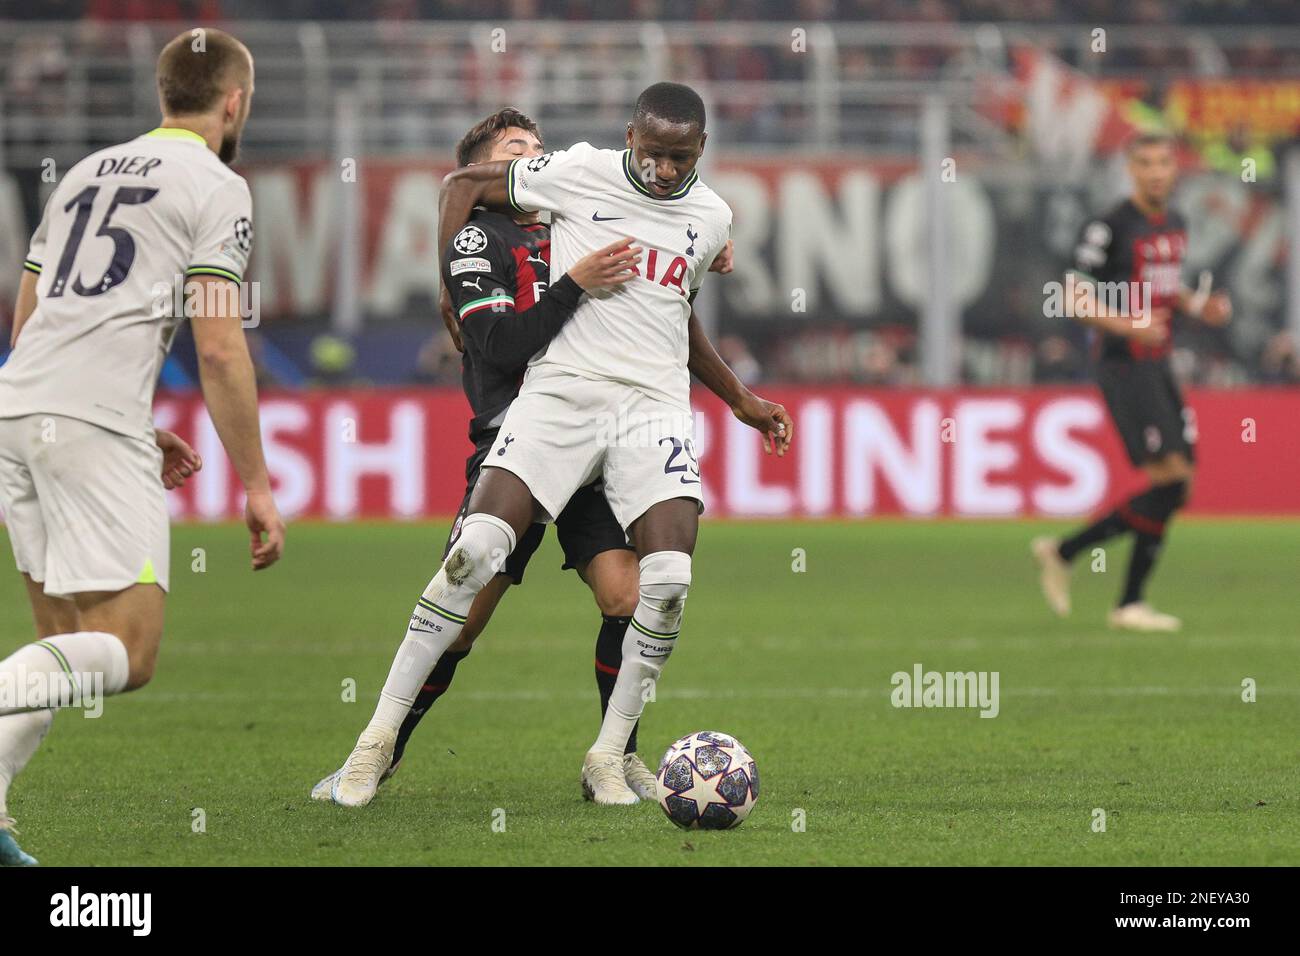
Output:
[0, 632, 130, 717]
[0, 709, 54, 817]
[369, 514, 516, 732]
[590, 551, 691, 758]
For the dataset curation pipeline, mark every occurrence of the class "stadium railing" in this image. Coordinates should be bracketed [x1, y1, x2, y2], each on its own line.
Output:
[3, 21, 1300, 164]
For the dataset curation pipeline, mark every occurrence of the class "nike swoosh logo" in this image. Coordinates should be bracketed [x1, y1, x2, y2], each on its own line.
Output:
[592, 212, 625, 221]
[408, 625, 442, 635]
[640, 651, 671, 659]
[679, 477, 701, 485]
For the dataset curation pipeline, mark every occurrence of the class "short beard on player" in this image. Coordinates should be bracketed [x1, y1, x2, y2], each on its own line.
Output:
[219, 131, 241, 165]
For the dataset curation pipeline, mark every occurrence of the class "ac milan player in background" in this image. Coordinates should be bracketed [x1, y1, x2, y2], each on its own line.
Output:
[1033, 132, 1232, 632]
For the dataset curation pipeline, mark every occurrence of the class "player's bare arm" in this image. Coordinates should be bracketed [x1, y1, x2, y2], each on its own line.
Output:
[437, 160, 514, 277]
[1177, 285, 1232, 326]
[190, 275, 285, 570]
[1067, 277, 1169, 346]
[690, 238, 789, 451]
[687, 310, 791, 456]
[709, 239, 734, 274]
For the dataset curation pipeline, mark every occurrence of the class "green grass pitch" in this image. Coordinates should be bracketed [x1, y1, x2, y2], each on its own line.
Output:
[2, 519, 1296, 866]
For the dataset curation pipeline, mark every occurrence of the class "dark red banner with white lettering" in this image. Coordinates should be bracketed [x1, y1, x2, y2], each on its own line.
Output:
[150, 387, 1300, 520]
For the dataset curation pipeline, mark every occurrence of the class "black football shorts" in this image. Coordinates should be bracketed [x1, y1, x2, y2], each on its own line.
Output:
[1096, 358, 1197, 467]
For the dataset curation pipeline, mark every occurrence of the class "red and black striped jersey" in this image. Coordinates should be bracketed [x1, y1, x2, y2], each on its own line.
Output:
[442, 209, 582, 443]
[1072, 199, 1187, 362]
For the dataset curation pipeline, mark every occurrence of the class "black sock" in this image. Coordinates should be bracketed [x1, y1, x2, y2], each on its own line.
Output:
[1057, 509, 1128, 562]
[1058, 480, 1187, 563]
[391, 648, 471, 767]
[595, 615, 638, 755]
[1115, 480, 1186, 607]
[1120, 531, 1164, 606]
[1122, 483, 1182, 530]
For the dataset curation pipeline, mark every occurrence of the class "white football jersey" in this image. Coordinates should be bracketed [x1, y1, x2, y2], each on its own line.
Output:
[0, 127, 253, 441]
[508, 141, 732, 411]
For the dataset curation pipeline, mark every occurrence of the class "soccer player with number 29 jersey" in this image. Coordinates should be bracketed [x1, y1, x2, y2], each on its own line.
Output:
[312, 107, 789, 806]
[329, 83, 791, 808]
[1033, 132, 1232, 633]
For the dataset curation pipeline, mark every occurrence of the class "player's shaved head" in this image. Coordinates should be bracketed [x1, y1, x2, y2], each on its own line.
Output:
[157, 28, 252, 116]
[626, 83, 708, 200]
[633, 82, 706, 133]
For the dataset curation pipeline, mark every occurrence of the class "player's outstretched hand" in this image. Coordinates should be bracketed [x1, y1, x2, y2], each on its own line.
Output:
[156, 429, 202, 490]
[732, 391, 793, 457]
[1201, 291, 1232, 327]
[568, 238, 642, 292]
[1129, 307, 1171, 347]
[245, 489, 285, 571]
[709, 239, 734, 275]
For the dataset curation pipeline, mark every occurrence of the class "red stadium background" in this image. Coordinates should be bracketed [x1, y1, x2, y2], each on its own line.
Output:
[152, 387, 1300, 520]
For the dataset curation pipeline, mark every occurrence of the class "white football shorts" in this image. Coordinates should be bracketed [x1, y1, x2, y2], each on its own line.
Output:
[0, 414, 169, 597]
[483, 365, 703, 531]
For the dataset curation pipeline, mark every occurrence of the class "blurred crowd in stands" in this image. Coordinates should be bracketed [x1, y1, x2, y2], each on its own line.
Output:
[3, 0, 1299, 26]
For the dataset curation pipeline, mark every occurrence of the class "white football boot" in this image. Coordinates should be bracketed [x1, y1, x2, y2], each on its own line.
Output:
[581, 752, 639, 805]
[329, 726, 398, 807]
[1108, 602, 1182, 633]
[311, 756, 402, 802]
[1031, 536, 1072, 617]
[622, 753, 659, 801]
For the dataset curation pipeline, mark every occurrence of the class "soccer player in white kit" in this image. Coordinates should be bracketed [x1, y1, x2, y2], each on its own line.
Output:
[331, 82, 788, 807]
[0, 29, 285, 865]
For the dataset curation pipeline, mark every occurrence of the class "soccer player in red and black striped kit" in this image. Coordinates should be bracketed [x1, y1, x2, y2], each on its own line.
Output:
[1033, 132, 1231, 632]
[312, 108, 791, 804]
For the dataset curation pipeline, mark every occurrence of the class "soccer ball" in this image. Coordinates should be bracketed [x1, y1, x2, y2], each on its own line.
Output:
[655, 731, 759, 830]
